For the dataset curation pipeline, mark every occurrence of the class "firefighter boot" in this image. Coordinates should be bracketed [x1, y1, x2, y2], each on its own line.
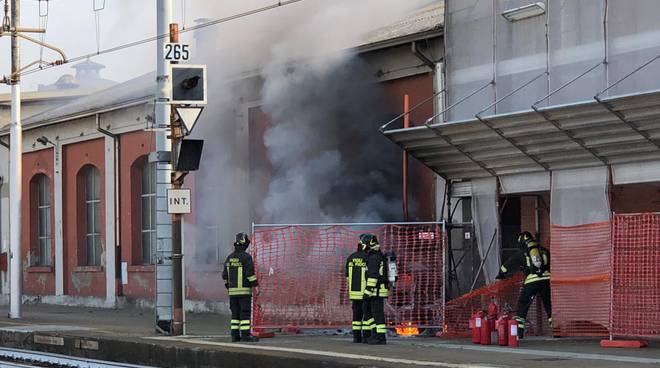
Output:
[352, 330, 362, 343]
[367, 333, 386, 345]
[231, 330, 240, 343]
[362, 330, 371, 344]
[515, 317, 525, 340]
[240, 331, 259, 343]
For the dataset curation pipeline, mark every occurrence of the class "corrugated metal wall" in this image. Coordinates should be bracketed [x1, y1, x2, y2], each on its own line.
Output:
[445, 0, 660, 121]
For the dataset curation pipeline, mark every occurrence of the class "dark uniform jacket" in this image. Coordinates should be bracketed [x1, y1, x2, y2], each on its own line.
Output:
[365, 250, 389, 298]
[345, 250, 367, 300]
[500, 241, 550, 284]
[222, 246, 258, 296]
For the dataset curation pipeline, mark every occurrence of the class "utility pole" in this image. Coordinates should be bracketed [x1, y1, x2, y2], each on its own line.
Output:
[155, 0, 176, 335]
[9, 0, 21, 319]
[169, 23, 184, 336]
[2, 0, 64, 320]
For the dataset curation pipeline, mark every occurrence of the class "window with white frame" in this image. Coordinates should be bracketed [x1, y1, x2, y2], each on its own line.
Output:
[83, 166, 102, 266]
[35, 174, 51, 266]
[141, 161, 156, 265]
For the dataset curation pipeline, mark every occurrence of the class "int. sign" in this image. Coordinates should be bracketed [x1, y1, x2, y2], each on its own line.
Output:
[164, 43, 190, 61]
[167, 189, 191, 214]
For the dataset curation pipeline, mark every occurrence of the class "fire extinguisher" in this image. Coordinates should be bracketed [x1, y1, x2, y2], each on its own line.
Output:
[480, 311, 491, 345]
[487, 301, 499, 343]
[470, 311, 483, 344]
[508, 318, 519, 347]
[496, 313, 510, 346]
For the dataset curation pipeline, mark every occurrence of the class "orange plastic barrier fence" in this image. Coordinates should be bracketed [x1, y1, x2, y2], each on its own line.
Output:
[251, 223, 445, 329]
[611, 213, 660, 339]
[444, 274, 549, 336]
[550, 222, 611, 337]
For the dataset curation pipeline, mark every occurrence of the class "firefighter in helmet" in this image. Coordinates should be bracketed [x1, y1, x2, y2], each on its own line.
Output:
[362, 234, 390, 345]
[345, 235, 368, 343]
[496, 231, 552, 339]
[222, 232, 259, 342]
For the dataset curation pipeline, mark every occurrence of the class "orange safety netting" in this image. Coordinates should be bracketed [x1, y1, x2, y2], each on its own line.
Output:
[611, 213, 660, 339]
[444, 274, 549, 336]
[550, 222, 611, 337]
[250, 223, 444, 329]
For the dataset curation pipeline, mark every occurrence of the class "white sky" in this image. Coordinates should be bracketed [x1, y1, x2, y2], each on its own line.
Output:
[0, 0, 435, 93]
[0, 0, 218, 92]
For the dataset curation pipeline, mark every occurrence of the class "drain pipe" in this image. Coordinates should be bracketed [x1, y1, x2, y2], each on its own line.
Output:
[96, 114, 122, 298]
[411, 41, 436, 71]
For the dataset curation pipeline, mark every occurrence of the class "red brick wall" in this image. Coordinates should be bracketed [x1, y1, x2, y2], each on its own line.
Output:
[612, 183, 660, 214]
[520, 193, 551, 248]
[62, 138, 106, 297]
[21, 148, 56, 295]
[382, 73, 437, 221]
[119, 130, 156, 299]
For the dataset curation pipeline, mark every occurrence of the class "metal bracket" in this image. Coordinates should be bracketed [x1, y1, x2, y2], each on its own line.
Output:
[149, 151, 171, 163]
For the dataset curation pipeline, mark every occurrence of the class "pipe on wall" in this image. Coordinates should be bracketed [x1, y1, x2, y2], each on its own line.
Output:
[96, 114, 122, 299]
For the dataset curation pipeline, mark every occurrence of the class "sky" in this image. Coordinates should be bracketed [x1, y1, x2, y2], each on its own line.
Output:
[0, 0, 435, 93]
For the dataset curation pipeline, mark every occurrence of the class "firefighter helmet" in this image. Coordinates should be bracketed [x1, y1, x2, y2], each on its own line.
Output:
[234, 232, 250, 247]
[517, 231, 534, 247]
[359, 234, 379, 250]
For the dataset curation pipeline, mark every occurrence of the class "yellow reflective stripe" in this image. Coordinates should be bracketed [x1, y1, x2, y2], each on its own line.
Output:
[379, 263, 383, 276]
[231, 326, 239, 330]
[247, 275, 257, 282]
[228, 287, 251, 295]
[240, 320, 250, 325]
[349, 291, 363, 300]
[360, 267, 366, 293]
[500, 265, 507, 273]
[237, 266, 243, 289]
[231, 319, 240, 324]
[239, 326, 251, 330]
[352, 321, 362, 326]
[376, 324, 387, 333]
[366, 278, 377, 286]
[524, 274, 550, 284]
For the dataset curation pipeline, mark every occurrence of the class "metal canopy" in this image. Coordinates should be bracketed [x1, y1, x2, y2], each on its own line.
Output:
[383, 90, 660, 180]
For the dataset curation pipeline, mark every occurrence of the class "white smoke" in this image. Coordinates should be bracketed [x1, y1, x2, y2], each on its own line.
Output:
[184, 0, 436, 295]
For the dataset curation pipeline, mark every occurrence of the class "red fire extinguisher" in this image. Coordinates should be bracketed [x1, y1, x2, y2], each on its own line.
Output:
[480, 312, 491, 345]
[487, 301, 499, 343]
[496, 313, 510, 346]
[508, 318, 519, 347]
[470, 311, 483, 344]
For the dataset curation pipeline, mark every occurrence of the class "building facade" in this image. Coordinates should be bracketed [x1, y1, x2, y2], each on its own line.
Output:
[0, 4, 445, 309]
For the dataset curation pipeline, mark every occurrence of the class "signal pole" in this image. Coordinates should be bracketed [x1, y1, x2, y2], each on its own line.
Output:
[169, 23, 184, 336]
[9, 0, 21, 319]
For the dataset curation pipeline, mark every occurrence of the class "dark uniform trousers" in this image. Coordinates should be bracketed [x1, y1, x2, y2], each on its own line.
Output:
[362, 296, 386, 341]
[230, 296, 253, 339]
[516, 279, 552, 325]
[351, 300, 364, 338]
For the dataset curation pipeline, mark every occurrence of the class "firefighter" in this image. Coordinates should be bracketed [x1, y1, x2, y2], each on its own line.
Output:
[345, 235, 368, 343]
[362, 234, 389, 345]
[496, 231, 551, 339]
[222, 232, 259, 342]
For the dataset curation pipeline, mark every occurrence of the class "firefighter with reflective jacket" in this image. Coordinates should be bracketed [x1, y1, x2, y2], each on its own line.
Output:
[362, 234, 389, 345]
[222, 233, 259, 342]
[345, 235, 368, 343]
[496, 231, 552, 339]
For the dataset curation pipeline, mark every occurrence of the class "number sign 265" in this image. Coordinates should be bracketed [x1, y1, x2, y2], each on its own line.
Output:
[164, 43, 190, 61]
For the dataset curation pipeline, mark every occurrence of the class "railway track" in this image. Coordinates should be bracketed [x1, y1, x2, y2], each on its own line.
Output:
[0, 348, 153, 368]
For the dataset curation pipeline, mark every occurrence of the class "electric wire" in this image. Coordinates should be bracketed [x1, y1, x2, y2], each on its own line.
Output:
[16, 0, 305, 79]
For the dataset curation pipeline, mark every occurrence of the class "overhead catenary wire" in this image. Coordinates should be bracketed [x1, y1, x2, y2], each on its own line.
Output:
[16, 0, 305, 78]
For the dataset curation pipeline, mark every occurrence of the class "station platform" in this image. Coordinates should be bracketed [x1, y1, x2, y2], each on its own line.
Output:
[0, 304, 657, 368]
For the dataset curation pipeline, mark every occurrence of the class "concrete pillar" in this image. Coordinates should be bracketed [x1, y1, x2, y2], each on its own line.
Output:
[54, 142, 64, 296]
[104, 135, 116, 305]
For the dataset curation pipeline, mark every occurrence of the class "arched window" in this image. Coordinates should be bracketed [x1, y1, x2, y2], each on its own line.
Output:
[141, 161, 156, 265]
[83, 166, 101, 266]
[32, 174, 51, 266]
